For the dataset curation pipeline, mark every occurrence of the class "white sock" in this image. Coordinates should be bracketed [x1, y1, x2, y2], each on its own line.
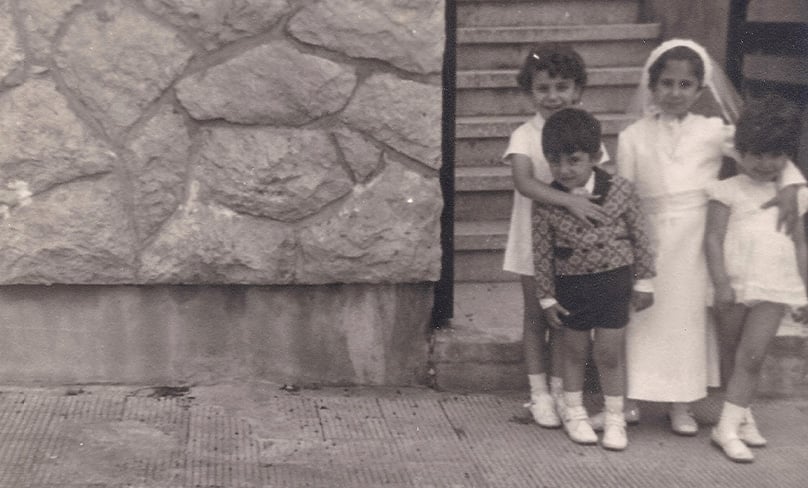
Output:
[550, 376, 564, 397]
[604, 395, 624, 415]
[564, 390, 584, 408]
[717, 401, 747, 432]
[528, 373, 548, 398]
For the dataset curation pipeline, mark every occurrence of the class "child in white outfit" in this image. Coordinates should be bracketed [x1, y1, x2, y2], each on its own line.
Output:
[705, 95, 808, 463]
[616, 39, 805, 436]
[502, 44, 610, 428]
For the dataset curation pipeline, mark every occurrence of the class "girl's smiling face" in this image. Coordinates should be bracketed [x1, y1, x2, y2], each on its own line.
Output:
[736, 152, 788, 182]
[651, 59, 704, 118]
[530, 70, 582, 119]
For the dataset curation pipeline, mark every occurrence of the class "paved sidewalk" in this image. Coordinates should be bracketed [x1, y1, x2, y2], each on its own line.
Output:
[1, 382, 807, 487]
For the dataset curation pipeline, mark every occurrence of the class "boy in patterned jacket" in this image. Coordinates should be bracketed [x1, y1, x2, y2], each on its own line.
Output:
[532, 108, 655, 451]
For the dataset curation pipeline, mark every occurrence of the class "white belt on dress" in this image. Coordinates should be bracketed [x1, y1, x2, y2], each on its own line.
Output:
[641, 190, 707, 215]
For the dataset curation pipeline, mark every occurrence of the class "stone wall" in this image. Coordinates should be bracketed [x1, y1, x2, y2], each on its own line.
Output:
[0, 0, 445, 386]
[0, 0, 444, 285]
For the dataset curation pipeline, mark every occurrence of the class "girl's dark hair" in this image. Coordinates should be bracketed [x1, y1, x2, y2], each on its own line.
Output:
[542, 108, 601, 162]
[516, 43, 587, 92]
[735, 94, 802, 159]
[647, 45, 705, 87]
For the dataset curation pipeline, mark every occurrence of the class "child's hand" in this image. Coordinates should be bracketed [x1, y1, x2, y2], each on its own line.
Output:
[565, 195, 608, 225]
[791, 305, 808, 324]
[762, 184, 799, 235]
[542, 303, 569, 329]
[713, 284, 736, 312]
[632, 291, 654, 311]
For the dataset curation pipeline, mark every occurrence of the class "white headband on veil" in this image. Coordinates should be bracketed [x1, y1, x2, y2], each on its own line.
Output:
[628, 38, 742, 123]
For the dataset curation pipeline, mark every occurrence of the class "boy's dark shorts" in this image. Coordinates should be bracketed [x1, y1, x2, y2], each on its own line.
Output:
[555, 266, 633, 331]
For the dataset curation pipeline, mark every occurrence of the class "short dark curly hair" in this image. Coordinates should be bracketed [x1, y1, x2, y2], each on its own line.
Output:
[735, 94, 802, 159]
[542, 108, 601, 162]
[516, 43, 587, 92]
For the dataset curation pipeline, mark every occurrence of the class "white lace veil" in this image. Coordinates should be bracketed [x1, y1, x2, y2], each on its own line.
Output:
[627, 38, 743, 123]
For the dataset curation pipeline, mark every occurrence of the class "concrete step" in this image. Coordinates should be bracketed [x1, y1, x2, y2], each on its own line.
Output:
[432, 281, 525, 391]
[457, 67, 642, 116]
[458, 0, 640, 28]
[454, 221, 511, 283]
[454, 133, 619, 168]
[457, 24, 660, 70]
[455, 186, 512, 222]
[433, 283, 808, 394]
[456, 113, 633, 139]
[454, 113, 631, 168]
[455, 220, 508, 251]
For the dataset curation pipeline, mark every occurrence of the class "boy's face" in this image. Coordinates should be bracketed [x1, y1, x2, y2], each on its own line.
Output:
[651, 59, 703, 118]
[736, 152, 788, 182]
[530, 70, 582, 119]
[548, 151, 599, 190]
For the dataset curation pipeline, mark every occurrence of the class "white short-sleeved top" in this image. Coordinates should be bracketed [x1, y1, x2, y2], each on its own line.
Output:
[501, 114, 610, 275]
[705, 175, 808, 306]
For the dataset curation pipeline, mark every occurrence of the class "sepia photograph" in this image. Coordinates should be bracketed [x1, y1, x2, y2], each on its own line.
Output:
[0, 0, 805, 486]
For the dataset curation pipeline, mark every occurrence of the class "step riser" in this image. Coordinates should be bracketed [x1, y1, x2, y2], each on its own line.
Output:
[454, 250, 516, 282]
[433, 362, 528, 392]
[455, 135, 618, 167]
[458, 0, 639, 28]
[458, 40, 656, 70]
[457, 86, 636, 117]
[456, 191, 512, 222]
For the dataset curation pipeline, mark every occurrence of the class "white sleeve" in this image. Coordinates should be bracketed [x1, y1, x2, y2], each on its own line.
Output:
[780, 159, 807, 187]
[502, 126, 530, 164]
[616, 129, 636, 183]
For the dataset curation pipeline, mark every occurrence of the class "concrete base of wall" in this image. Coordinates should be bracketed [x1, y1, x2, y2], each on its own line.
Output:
[0, 283, 433, 386]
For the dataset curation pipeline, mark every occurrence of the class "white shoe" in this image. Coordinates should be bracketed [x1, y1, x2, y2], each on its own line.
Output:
[601, 413, 628, 451]
[588, 411, 605, 431]
[563, 406, 598, 445]
[739, 409, 767, 447]
[669, 404, 698, 436]
[524, 393, 561, 428]
[589, 406, 638, 431]
[711, 426, 754, 463]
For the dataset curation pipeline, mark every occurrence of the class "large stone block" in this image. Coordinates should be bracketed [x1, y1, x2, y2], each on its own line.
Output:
[194, 126, 354, 221]
[18, 0, 83, 64]
[139, 183, 298, 284]
[0, 0, 24, 87]
[0, 79, 117, 193]
[142, 0, 291, 50]
[55, 0, 194, 137]
[176, 42, 356, 125]
[127, 104, 191, 241]
[298, 159, 442, 284]
[0, 177, 137, 284]
[340, 74, 442, 169]
[289, 0, 444, 74]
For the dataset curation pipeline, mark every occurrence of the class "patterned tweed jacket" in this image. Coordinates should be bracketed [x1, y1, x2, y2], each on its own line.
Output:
[532, 167, 656, 300]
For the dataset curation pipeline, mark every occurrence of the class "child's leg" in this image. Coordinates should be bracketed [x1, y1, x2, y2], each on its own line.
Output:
[562, 328, 589, 394]
[521, 276, 546, 379]
[714, 304, 747, 388]
[560, 327, 598, 444]
[724, 302, 785, 408]
[521, 276, 561, 427]
[593, 327, 628, 450]
[713, 301, 785, 463]
[592, 328, 625, 397]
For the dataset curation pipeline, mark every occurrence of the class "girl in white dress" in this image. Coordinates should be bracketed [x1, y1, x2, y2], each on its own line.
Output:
[502, 44, 610, 428]
[616, 39, 805, 435]
[705, 95, 808, 463]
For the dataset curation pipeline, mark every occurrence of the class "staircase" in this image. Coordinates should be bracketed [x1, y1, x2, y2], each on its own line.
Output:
[431, 0, 661, 391]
